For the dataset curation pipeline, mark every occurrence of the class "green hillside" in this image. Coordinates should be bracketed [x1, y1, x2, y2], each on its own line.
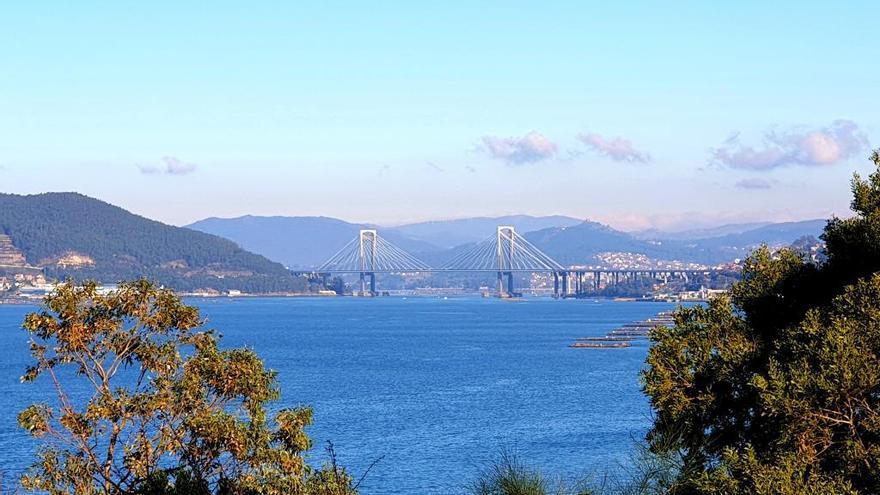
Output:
[0, 192, 307, 292]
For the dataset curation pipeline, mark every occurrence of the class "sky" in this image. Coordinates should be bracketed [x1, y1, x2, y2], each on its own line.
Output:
[1, 1, 878, 231]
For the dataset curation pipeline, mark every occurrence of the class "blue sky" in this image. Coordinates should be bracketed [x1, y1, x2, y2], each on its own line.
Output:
[1, 1, 878, 230]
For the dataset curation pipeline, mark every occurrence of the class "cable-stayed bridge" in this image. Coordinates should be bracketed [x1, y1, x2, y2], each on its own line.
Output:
[438, 226, 564, 296]
[317, 229, 431, 294]
[307, 226, 727, 297]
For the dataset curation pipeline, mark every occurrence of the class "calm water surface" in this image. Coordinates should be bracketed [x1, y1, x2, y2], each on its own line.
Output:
[0, 297, 677, 494]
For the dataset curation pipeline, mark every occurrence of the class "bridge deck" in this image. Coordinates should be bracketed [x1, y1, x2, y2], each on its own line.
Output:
[298, 268, 731, 274]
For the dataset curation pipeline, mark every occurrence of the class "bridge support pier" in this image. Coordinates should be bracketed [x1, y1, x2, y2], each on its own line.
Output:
[359, 272, 377, 296]
[553, 271, 571, 298]
[495, 271, 516, 298]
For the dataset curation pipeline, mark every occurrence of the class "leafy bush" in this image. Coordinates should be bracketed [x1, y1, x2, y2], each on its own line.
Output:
[642, 151, 880, 493]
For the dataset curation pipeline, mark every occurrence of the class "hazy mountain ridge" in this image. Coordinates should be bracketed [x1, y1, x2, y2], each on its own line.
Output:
[187, 214, 583, 268]
[523, 219, 826, 266]
[386, 215, 584, 248]
[630, 222, 774, 241]
[522, 221, 722, 265]
[689, 219, 826, 248]
[187, 215, 443, 269]
[0, 193, 306, 292]
[188, 214, 826, 269]
[0, 192, 827, 288]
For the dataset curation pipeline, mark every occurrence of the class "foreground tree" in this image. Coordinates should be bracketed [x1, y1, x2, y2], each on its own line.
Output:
[18, 280, 355, 495]
[643, 150, 880, 494]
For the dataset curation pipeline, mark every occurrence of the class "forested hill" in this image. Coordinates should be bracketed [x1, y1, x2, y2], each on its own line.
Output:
[0, 192, 307, 292]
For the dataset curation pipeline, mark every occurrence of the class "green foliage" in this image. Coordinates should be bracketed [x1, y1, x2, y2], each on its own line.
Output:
[609, 444, 683, 495]
[470, 455, 548, 495]
[642, 150, 880, 494]
[0, 192, 307, 292]
[695, 448, 857, 495]
[18, 280, 355, 495]
[468, 451, 594, 495]
[588, 278, 656, 298]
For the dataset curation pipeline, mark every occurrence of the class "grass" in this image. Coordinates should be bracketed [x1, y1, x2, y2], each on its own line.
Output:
[467, 444, 684, 495]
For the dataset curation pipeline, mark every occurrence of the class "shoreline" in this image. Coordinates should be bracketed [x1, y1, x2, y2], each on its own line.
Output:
[1, 292, 708, 305]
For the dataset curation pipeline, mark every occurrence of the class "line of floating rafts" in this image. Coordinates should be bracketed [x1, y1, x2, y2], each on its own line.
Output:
[569, 311, 675, 349]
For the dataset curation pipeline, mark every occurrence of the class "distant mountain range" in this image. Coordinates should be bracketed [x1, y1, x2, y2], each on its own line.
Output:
[684, 220, 827, 249]
[386, 215, 584, 249]
[186, 216, 441, 269]
[522, 219, 825, 266]
[188, 215, 827, 269]
[0, 193, 307, 292]
[631, 222, 774, 241]
[0, 192, 827, 292]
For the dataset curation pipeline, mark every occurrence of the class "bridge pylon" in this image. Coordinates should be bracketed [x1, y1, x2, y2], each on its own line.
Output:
[358, 229, 378, 296]
[439, 225, 564, 297]
[496, 226, 517, 297]
[317, 229, 431, 296]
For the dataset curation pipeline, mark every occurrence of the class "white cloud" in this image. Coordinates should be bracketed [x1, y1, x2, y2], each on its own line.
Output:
[138, 156, 197, 176]
[481, 131, 557, 165]
[712, 120, 868, 170]
[735, 177, 774, 190]
[577, 133, 650, 163]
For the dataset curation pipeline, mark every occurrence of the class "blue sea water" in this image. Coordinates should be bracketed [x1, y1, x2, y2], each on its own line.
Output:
[0, 297, 677, 494]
